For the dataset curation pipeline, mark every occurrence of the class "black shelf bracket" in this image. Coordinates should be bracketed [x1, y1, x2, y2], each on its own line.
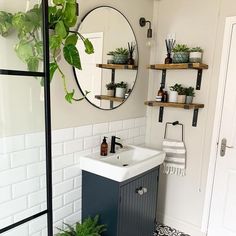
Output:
[111, 69, 115, 83]
[196, 69, 203, 90]
[159, 107, 164, 123]
[192, 109, 199, 127]
[161, 69, 166, 88]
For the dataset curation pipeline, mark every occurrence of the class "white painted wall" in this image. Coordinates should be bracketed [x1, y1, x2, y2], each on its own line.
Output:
[146, 0, 236, 235]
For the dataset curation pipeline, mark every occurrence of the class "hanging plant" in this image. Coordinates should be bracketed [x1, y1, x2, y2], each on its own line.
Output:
[0, 0, 94, 103]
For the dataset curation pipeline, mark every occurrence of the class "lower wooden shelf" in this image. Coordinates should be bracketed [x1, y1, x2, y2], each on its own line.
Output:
[95, 95, 125, 103]
[144, 101, 204, 127]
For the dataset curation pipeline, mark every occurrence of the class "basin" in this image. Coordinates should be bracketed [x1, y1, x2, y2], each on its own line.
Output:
[80, 145, 166, 182]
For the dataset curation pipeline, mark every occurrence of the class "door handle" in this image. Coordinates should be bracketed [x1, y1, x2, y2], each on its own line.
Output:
[220, 138, 234, 157]
[136, 187, 148, 196]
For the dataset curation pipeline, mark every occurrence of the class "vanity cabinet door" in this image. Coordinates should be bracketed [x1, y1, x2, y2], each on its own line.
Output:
[118, 169, 159, 236]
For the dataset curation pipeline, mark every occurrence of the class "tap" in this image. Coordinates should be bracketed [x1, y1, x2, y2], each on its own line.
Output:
[110, 136, 123, 153]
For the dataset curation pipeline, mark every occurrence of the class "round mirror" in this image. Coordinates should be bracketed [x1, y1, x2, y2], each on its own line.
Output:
[73, 6, 138, 110]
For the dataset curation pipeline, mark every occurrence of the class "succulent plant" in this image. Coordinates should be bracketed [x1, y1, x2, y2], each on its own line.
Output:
[107, 47, 129, 56]
[189, 47, 203, 53]
[172, 44, 189, 53]
[115, 81, 127, 89]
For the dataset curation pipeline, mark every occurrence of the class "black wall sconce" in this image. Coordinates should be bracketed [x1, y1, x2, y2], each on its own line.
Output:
[139, 17, 153, 38]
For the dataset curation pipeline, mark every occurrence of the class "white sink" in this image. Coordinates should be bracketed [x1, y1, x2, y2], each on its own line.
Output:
[80, 145, 166, 182]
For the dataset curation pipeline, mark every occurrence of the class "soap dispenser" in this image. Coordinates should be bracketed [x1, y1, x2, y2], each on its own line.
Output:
[100, 137, 108, 156]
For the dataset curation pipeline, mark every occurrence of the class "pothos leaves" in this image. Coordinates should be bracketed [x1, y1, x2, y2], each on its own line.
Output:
[63, 44, 81, 70]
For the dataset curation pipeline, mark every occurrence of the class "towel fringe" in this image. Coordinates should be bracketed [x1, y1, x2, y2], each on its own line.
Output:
[163, 164, 186, 176]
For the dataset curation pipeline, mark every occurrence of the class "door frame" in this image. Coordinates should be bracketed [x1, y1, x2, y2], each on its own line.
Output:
[201, 16, 236, 233]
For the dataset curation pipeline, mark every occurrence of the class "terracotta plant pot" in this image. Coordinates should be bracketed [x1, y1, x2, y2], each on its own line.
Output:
[107, 89, 115, 97]
[177, 95, 186, 104]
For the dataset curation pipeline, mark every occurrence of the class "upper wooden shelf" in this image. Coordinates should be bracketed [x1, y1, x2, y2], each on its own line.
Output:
[96, 64, 138, 70]
[148, 63, 208, 70]
[95, 95, 125, 103]
[144, 101, 204, 109]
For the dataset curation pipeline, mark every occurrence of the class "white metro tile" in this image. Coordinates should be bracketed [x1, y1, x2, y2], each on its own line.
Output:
[0, 224, 28, 236]
[0, 186, 11, 203]
[29, 214, 47, 234]
[75, 125, 92, 139]
[0, 135, 24, 154]
[53, 179, 74, 197]
[84, 136, 100, 149]
[0, 197, 27, 219]
[0, 167, 26, 187]
[74, 199, 82, 212]
[116, 130, 130, 140]
[52, 128, 74, 143]
[52, 143, 64, 157]
[64, 165, 81, 180]
[64, 211, 81, 225]
[25, 132, 45, 148]
[123, 119, 135, 129]
[74, 176, 82, 188]
[133, 136, 146, 145]
[12, 178, 40, 198]
[14, 205, 41, 222]
[134, 117, 146, 127]
[129, 128, 140, 138]
[64, 139, 83, 154]
[54, 204, 73, 222]
[93, 123, 109, 135]
[52, 170, 63, 184]
[0, 216, 13, 230]
[64, 188, 81, 205]
[27, 161, 46, 178]
[140, 126, 146, 136]
[0, 154, 10, 171]
[11, 148, 39, 168]
[74, 149, 92, 164]
[28, 189, 47, 207]
[53, 196, 63, 210]
[109, 120, 123, 132]
[52, 154, 74, 171]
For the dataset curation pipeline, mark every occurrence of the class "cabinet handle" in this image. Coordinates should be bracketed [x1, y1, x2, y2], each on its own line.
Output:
[136, 187, 148, 196]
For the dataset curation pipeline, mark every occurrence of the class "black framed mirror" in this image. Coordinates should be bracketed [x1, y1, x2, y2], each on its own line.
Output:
[73, 6, 139, 110]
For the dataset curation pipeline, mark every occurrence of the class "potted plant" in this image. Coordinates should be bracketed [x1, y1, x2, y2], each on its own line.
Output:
[106, 82, 116, 97]
[115, 81, 127, 98]
[57, 215, 107, 236]
[169, 84, 180, 103]
[107, 48, 129, 64]
[172, 44, 190, 63]
[177, 85, 186, 104]
[185, 86, 195, 104]
[0, 1, 94, 103]
[189, 47, 203, 63]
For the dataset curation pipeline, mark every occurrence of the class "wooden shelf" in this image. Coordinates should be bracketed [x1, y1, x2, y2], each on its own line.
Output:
[144, 101, 204, 109]
[95, 95, 125, 103]
[148, 63, 208, 70]
[96, 64, 138, 70]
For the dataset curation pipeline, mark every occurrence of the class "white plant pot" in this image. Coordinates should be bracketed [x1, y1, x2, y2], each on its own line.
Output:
[189, 52, 202, 63]
[177, 95, 186, 104]
[186, 96, 193, 104]
[116, 87, 126, 98]
[169, 91, 178, 103]
[107, 89, 115, 97]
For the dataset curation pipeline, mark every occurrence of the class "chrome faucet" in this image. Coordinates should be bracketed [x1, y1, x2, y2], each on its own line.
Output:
[110, 136, 123, 153]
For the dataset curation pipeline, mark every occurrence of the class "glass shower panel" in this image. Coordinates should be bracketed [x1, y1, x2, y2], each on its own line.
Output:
[0, 0, 43, 72]
[0, 74, 47, 230]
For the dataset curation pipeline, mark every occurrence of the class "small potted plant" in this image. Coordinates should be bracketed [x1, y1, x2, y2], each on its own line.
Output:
[172, 44, 190, 63]
[185, 86, 195, 104]
[115, 81, 127, 98]
[169, 84, 180, 103]
[177, 85, 186, 104]
[189, 47, 203, 63]
[107, 48, 129, 64]
[106, 82, 116, 97]
[57, 215, 106, 236]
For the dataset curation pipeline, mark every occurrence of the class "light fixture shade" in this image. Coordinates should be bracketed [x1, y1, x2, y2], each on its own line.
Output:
[147, 28, 152, 38]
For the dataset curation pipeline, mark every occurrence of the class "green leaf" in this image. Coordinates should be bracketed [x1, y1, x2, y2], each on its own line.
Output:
[50, 62, 58, 82]
[65, 90, 75, 104]
[65, 34, 78, 46]
[15, 40, 34, 63]
[27, 57, 39, 71]
[63, 3, 77, 27]
[63, 44, 81, 70]
[49, 34, 62, 50]
[55, 21, 67, 39]
[0, 11, 13, 36]
[53, 0, 65, 5]
[35, 41, 43, 58]
[83, 38, 94, 54]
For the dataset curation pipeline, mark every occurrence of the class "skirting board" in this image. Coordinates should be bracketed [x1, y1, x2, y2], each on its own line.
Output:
[157, 213, 206, 236]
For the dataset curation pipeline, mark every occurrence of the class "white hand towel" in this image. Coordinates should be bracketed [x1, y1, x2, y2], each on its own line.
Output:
[162, 139, 186, 176]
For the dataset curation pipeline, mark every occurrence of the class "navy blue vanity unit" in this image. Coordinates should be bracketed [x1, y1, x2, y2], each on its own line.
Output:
[82, 167, 159, 236]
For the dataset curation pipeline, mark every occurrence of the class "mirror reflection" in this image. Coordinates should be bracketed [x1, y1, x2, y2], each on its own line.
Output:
[74, 6, 138, 110]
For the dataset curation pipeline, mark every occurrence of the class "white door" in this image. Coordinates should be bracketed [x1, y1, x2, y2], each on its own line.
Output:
[208, 17, 236, 236]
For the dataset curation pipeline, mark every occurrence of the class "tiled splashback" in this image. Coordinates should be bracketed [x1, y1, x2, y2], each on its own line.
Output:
[0, 117, 146, 235]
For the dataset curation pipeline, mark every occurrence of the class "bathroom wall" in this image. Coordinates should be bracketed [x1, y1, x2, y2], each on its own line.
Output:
[146, 0, 236, 235]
